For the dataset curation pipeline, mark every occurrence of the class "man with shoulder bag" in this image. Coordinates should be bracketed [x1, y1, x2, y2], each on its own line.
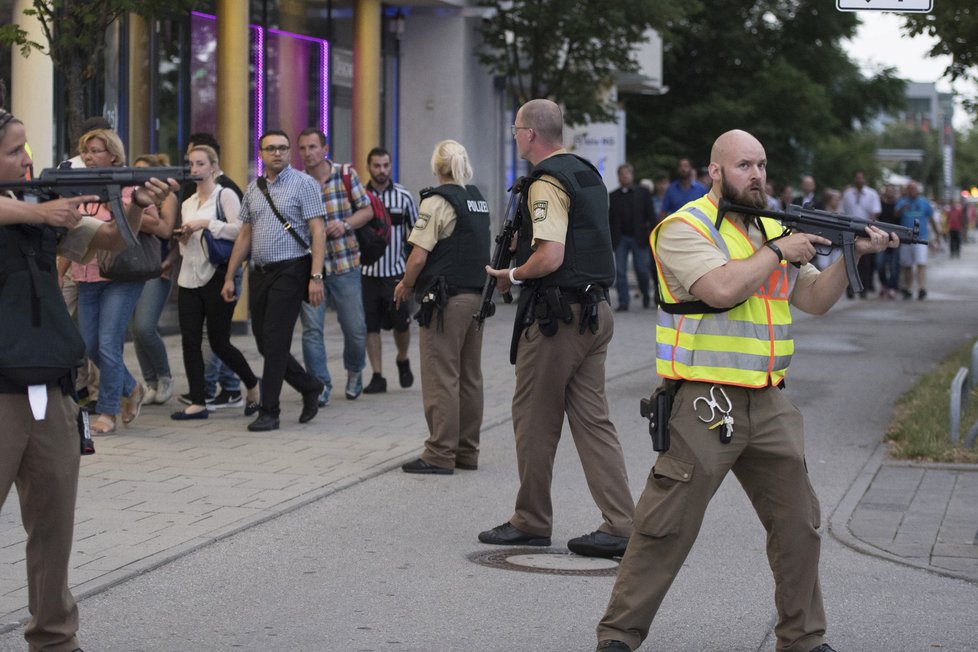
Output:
[220, 129, 326, 432]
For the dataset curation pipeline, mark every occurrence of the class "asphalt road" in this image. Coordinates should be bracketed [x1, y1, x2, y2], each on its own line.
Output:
[2, 252, 977, 651]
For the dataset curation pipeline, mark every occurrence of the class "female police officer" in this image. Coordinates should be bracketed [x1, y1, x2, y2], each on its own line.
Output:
[0, 104, 173, 652]
[393, 140, 490, 474]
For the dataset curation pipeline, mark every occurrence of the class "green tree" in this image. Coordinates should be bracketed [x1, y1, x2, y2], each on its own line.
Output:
[0, 0, 198, 145]
[955, 123, 978, 190]
[622, 0, 906, 187]
[475, 0, 690, 126]
[903, 0, 978, 113]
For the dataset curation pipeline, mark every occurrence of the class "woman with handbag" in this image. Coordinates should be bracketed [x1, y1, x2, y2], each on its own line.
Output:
[129, 153, 178, 406]
[171, 144, 260, 420]
[73, 129, 167, 434]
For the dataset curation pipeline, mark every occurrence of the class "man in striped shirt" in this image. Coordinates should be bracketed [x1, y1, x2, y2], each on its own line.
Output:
[361, 147, 419, 393]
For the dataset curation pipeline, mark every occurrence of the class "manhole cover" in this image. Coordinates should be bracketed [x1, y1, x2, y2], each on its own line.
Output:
[468, 548, 619, 576]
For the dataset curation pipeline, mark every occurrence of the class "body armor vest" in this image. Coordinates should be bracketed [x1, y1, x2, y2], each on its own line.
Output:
[0, 224, 86, 386]
[414, 184, 490, 301]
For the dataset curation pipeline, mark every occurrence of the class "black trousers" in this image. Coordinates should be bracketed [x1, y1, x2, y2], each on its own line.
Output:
[178, 269, 259, 406]
[248, 256, 321, 415]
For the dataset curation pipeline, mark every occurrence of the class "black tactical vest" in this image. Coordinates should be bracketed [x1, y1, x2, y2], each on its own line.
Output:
[515, 153, 615, 290]
[414, 184, 490, 301]
[0, 223, 86, 387]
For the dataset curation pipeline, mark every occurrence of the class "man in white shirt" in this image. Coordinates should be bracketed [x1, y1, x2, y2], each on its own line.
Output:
[840, 171, 881, 297]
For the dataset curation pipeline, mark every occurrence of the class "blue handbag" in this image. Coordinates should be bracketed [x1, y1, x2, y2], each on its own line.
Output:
[201, 188, 235, 265]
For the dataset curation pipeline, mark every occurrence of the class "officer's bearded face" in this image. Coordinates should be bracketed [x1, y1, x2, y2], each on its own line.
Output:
[719, 166, 767, 209]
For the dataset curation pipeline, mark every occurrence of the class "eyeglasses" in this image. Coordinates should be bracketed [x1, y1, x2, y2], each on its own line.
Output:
[261, 145, 290, 154]
[511, 125, 532, 136]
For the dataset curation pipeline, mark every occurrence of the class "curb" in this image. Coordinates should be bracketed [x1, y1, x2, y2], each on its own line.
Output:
[827, 441, 978, 585]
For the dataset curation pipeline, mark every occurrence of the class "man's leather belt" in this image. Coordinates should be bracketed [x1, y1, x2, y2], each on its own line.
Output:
[251, 255, 310, 273]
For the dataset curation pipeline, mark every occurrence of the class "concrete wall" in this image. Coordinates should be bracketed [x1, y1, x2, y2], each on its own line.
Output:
[398, 13, 505, 219]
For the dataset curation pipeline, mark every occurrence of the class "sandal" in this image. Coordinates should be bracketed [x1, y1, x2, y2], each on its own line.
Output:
[91, 414, 116, 435]
[121, 383, 146, 426]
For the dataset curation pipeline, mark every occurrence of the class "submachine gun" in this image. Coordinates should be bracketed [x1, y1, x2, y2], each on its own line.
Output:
[473, 176, 528, 330]
[715, 197, 927, 295]
[0, 165, 198, 248]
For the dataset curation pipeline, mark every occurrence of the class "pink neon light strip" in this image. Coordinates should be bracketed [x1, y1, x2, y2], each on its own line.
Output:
[191, 12, 329, 172]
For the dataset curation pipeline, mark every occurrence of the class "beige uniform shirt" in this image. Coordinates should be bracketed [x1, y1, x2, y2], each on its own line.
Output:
[408, 194, 459, 252]
[526, 149, 573, 248]
[656, 204, 819, 303]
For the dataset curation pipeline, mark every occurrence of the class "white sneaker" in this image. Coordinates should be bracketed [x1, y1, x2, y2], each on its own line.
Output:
[143, 386, 157, 405]
[154, 376, 173, 404]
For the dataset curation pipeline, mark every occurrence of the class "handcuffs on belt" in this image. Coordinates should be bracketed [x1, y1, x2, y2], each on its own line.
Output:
[692, 384, 735, 444]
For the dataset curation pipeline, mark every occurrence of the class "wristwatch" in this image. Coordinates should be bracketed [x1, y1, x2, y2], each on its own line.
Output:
[310, 272, 324, 282]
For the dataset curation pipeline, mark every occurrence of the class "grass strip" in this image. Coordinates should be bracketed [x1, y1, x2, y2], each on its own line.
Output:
[885, 337, 978, 463]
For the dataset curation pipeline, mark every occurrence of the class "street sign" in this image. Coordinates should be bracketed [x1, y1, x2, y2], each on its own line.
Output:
[836, 0, 933, 12]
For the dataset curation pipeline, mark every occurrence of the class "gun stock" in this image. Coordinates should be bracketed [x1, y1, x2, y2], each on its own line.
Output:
[0, 166, 198, 249]
[474, 177, 527, 330]
[716, 197, 927, 294]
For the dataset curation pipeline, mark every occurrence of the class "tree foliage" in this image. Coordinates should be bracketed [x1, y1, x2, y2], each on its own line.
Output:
[475, 0, 689, 126]
[0, 0, 198, 145]
[903, 2, 978, 85]
[622, 0, 907, 191]
[955, 125, 978, 189]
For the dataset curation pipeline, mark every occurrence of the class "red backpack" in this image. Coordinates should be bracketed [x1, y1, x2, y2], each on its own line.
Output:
[340, 164, 391, 266]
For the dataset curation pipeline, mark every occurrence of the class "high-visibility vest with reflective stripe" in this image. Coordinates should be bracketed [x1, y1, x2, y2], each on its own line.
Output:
[652, 195, 798, 387]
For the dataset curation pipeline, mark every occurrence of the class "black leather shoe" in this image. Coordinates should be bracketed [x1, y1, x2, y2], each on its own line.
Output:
[809, 645, 838, 652]
[455, 461, 478, 470]
[567, 530, 629, 558]
[363, 373, 387, 394]
[596, 641, 630, 652]
[401, 458, 453, 475]
[397, 358, 414, 388]
[299, 384, 323, 423]
[170, 408, 209, 421]
[247, 412, 280, 432]
[478, 522, 550, 546]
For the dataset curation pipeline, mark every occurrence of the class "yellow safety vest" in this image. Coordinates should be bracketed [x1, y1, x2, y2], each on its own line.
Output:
[652, 195, 798, 388]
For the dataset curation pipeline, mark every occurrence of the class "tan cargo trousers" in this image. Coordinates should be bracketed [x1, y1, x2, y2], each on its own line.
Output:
[418, 293, 484, 469]
[0, 389, 81, 652]
[597, 382, 827, 652]
[509, 301, 634, 538]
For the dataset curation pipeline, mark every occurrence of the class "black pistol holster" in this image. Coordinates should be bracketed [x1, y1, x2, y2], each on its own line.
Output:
[414, 276, 449, 330]
[578, 284, 605, 334]
[640, 379, 682, 453]
[530, 286, 574, 337]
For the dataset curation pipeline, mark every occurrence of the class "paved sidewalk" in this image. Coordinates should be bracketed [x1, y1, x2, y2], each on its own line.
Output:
[830, 442, 978, 583]
[0, 315, 480, 627]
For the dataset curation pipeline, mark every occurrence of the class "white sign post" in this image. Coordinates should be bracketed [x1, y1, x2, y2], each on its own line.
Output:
[836, 0, 933, 12]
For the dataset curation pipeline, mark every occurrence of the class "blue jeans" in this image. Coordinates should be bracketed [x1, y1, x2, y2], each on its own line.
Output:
[876, 248, 900, 290]
[614, 236, 651, 308]
[130, 275, 172, 386]
[300, 268, 366, 390]
[78, 280, 144, 415]
[204, 268, 243, 394]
